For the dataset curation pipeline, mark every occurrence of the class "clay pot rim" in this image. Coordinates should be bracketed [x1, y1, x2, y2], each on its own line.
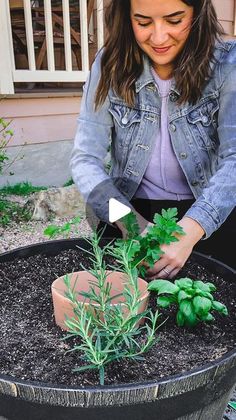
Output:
[51, 269, 150, 306]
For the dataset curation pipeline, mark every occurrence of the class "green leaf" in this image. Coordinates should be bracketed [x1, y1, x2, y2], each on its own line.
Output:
[146, 246, 162, 263]
[133, 356, 146, 361]
[184, 311, 198, 327]
[148, 279, 179, 295]
[179, 299, 194, 319]
[120, 212, 140, 238]
[212, 301, 228, 315]
[175, 278, 193, 289]
[73, 364, 98, 373]
[195, 289, 214, 300]
[176, 310, 185, 327]
[99, 366, 105, 386]
[177, 290, 192, 303]
[205, 282, 217, 292]
[161, 207, 178, 220]
[193, 296, 212, 316]
[43, 225, 60, 237]
[70, 215, 81, 224]
[200, 312, 215, 322]
[156, 296, 175, 308]
[138, 264, 148, 278]
[193, 280, 215, 293]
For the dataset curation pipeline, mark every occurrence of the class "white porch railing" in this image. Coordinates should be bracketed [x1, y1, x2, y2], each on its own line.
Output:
[0, 0, 104, 94]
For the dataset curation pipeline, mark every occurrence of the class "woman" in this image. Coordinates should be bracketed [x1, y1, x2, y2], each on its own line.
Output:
[70, 0, 236, 276]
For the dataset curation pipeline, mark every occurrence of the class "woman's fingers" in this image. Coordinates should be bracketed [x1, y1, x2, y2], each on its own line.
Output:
[147, 266, 180, 279]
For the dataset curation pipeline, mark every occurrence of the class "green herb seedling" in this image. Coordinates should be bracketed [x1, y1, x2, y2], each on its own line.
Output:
[44, 216, 81, 238]
[62, 232, 161, 385]
[116, 208, 184, 277]
[148, 277, 228, 327]
[0, 117, 24, 175]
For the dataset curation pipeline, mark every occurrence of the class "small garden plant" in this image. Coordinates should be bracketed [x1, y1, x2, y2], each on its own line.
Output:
[0, 199, 31, 226]
[0, 117, 24, 176]
[44, 215, 81, 238]
[148, 277, 228, 327]
[116, 208, 185, 277]
[0, 182, 47, 227]
[0, 118, 14, 175]
[0, 181, 47, 196]
[62, 233, 160, 385]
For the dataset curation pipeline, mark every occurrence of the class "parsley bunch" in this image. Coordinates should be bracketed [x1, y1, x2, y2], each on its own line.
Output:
[117, 208, 184, 277]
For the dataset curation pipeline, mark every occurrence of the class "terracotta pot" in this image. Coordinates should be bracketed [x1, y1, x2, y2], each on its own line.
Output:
[51, 270, 150, 330]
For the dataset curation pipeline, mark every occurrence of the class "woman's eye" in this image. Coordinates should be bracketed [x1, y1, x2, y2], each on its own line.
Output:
[167, 20, 182, 25]
[137, 21, 151, 27]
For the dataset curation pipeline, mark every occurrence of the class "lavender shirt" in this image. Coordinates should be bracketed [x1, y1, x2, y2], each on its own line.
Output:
[135, 69, 193, 200]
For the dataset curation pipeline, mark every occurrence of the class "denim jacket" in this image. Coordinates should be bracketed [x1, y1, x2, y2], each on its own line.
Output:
[70, 40, 236, 238]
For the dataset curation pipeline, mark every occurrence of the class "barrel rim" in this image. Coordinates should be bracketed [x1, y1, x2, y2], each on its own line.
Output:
[0, 238, 235, 395]
[0, 347, 235, 394]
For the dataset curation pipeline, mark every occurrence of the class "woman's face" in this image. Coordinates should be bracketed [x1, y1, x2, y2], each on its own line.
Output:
[130, 0, 194, 79]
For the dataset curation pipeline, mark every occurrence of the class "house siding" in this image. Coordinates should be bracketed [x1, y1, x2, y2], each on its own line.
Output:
[0, 95, 82, 147]
[213, 0, 235, 36]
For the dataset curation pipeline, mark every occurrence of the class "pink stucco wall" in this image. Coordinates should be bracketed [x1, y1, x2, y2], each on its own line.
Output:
[0, 95, 82, 147]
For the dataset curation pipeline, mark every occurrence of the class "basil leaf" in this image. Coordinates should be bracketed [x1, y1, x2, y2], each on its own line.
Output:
[212, 301, 228, 315]
[148, 280, 179, 295]
[156, 296, 174, 308]
[179, 299, 193, 318]
[175, 278, 193, 289]
[193, 281, 213, 293]
[176, 310, 185, 327]
[178, 290, 192, 303]
[193, 296, 212, 315]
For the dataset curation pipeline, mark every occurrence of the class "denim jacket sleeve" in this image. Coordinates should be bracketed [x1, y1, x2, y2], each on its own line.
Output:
[70, 50, 132, 222]
[185, 42, 236, 238]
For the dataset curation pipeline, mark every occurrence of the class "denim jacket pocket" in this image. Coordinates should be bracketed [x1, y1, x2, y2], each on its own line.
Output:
[186, 98, 219, 150]
[109, 103, 142, 148]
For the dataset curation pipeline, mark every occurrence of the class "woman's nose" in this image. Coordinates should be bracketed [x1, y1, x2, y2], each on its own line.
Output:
[150, 23, 169, 45]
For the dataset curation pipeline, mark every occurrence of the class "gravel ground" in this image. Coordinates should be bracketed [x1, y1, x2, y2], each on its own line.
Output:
[0, 216, 93, 254]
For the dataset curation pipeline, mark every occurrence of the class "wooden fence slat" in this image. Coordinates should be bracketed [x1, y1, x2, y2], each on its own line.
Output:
[23, 0, 36, 70]
[79, 0, 89, 72]
[62, 0, 72, 72]
[44, 0, 55, 71]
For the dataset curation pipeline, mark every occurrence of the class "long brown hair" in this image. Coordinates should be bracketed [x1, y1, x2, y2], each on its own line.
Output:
[95, 0, 224, 109]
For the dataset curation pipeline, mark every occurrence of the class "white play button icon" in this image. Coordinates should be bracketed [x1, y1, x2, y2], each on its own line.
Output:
[109, 198, 131, 223]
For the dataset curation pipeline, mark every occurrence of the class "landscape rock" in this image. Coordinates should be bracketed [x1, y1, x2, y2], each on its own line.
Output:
[25, 185, 86, 221]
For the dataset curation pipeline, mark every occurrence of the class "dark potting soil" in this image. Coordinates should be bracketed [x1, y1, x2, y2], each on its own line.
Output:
[0, 246, 236, 389]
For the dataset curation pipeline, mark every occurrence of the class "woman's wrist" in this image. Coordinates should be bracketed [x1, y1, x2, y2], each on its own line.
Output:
[178, 216, 205, 245]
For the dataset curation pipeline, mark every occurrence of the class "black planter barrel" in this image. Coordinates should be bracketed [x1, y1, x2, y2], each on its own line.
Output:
[0, 239, 235, 420]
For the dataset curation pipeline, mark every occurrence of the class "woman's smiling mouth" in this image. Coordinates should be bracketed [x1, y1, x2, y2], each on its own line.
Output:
[152, 46, 172, 54]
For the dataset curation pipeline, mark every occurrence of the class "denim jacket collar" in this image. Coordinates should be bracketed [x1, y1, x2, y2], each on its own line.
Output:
[135, 54, 181, 96]
[135, 56, 154, 93]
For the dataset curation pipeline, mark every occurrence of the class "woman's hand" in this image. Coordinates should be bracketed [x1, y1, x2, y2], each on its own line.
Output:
[146, 217, 205, 279]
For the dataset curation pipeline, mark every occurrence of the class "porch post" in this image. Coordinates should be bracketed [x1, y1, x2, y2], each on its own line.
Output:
[0, 0, 15, 94]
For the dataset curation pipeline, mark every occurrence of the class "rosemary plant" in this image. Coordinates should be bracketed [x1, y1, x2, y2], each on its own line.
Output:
[62, 233, 160, 385]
